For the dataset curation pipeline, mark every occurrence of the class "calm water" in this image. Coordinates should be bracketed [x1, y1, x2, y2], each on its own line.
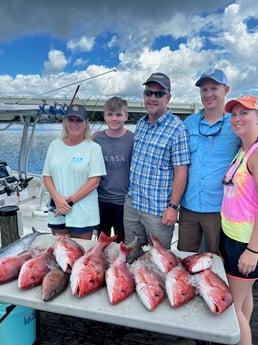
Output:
[0, 122, 135, 175]
[0, 123, 63, 174]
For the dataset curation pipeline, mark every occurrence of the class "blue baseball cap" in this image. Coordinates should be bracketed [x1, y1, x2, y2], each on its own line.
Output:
[195, 68, 228, 87]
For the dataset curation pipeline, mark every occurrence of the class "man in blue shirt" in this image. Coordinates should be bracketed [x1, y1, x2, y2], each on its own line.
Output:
[178, 68, 240, 253]
[124, 72, 190, 249]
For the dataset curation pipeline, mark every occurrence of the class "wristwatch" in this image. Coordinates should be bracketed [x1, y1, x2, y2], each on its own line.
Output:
[67, 200, 74, 207]
[168, 203, 179, 211]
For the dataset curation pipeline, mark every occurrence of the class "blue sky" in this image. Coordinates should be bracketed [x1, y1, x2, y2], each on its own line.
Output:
[0, 0, 257, 104]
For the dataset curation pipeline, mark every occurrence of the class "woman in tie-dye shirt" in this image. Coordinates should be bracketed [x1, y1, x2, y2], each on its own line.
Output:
[220, 95, 258, 345]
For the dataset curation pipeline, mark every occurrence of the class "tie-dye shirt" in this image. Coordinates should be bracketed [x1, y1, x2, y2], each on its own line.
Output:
[221, 142, 258, 243]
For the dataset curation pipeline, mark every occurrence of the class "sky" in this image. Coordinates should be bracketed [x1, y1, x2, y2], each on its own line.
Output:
[0, 0, 258, 105]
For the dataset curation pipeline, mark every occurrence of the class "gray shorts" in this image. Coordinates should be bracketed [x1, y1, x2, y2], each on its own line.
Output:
[123, 195, 174, 249]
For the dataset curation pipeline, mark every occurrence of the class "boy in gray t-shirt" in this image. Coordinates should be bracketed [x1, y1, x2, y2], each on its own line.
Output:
[93, 96, 134, 242]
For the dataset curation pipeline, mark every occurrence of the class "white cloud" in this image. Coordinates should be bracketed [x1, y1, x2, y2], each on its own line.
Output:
[67, 36, 95, 52]
[44, 49, 69, 74]
[107, 35, 119, 49]
[213, 2, 258, 96]
[74, 58, 87, 67]
[0, 0, 258, 103]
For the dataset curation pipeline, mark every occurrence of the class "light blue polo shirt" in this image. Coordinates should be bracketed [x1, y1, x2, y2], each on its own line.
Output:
[181, 110, 240, 212]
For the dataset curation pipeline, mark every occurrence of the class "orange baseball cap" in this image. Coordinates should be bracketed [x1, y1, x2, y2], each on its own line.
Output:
[225, 95, 258, 113]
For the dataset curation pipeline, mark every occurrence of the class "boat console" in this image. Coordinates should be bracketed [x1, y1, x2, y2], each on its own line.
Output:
[0, 161, 33, 196]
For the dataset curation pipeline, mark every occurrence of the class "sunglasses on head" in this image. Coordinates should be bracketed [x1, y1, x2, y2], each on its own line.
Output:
[66, 117, 84, 123]
[143, 90, 169, 98]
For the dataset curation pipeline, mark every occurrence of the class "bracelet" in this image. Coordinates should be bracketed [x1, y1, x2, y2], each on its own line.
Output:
[246, 247, 258, 254]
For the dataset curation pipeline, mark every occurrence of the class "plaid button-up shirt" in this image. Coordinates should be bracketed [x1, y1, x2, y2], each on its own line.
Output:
[128, 111, 190, 216]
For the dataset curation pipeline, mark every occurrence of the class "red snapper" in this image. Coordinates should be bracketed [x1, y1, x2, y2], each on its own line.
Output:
[181, 252, 213, 273]
[194, 269, 233, 314]
[149, 233, 178, 273]
[105, 242, 135, 304]
[18, 248, 55, 289]
[0, 251, 32, 284]
[131, 259, 165, 311]
[70, 232, 116, 297]
[53, 235, 84, 273]
[165, 265, 196, 308]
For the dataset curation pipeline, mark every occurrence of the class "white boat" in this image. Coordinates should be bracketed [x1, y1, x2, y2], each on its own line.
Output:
[0, 103, 52, 238]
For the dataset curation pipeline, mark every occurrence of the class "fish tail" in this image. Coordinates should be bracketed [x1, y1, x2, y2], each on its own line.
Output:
[120, 242, 133, 258]
[98, 232, 117, 246]
[149, 233, 161, 248]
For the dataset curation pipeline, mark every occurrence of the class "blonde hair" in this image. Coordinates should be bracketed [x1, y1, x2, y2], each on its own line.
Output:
[61, 119, 92, 141]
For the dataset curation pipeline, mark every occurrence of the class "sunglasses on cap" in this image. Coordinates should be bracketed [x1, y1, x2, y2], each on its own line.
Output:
[143, 90, 169, 98]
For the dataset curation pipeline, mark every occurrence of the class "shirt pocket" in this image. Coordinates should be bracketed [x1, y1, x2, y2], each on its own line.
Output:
[189, 133, 199, 153]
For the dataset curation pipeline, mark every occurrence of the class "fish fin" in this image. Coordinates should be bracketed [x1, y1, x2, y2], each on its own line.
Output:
[32, 227, 38, 234]
[31, 227, 49, 236]
[98, 231, 117, 243]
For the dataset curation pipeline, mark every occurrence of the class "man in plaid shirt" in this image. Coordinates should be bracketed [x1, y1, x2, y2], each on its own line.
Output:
[124, 72, 190, 249]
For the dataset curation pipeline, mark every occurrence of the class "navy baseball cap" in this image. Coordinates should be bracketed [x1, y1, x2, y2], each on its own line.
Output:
[64, 104, 88, 120]
[195, 68, 228, 87]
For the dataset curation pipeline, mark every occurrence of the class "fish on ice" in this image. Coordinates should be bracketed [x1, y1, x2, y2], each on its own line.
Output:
[53, 235, 84, 273]
[0, 251, 32, 284]
[131, 258, 165, 311]
[42, 264, 70, 302]
[18, 247, 55, 289]
[70, 232, 116, 297]
[148, 233, 178, 273]
[181, 252, 213, 273]
[105, 242, 135, 304]
[165, 265, 196, 308]
[193, 269, 233, 314]
[0, 227, 47, 258]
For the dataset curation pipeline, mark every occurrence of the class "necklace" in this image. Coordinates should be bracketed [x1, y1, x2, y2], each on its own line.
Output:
[222, 137, 258, 185]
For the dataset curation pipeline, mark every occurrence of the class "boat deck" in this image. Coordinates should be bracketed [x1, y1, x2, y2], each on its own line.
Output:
[37, 281, 258, 345]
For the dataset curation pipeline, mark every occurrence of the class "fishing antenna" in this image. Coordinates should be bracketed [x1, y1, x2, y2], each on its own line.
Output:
[17, 69, 117, 104]
[35, 69, 117, 98]
[70, 85, 80, 105]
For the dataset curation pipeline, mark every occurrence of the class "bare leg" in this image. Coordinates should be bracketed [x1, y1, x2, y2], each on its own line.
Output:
[51, 229, 70, 236]
[228, 276, 255, 345]
[71, 232, 93, 240]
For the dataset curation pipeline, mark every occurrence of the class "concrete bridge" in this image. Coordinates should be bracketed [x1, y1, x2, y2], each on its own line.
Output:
[0, 97, 202, 121]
